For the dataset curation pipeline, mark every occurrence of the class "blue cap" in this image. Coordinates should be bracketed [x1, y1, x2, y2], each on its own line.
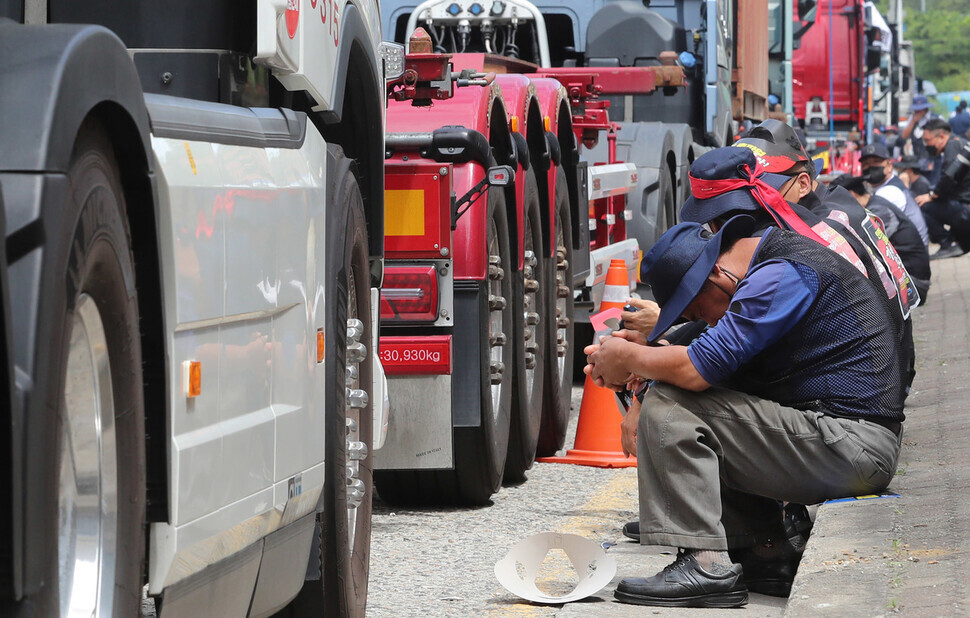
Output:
[678, 148, 791, 225]
[911, 95, 931, 112]
[641, 215, 757, 343]
[679, 51, 696, 68]
[768, 93, 780, 107]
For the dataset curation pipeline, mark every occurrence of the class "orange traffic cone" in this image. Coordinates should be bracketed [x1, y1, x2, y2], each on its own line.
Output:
[538, 259, 637, 468]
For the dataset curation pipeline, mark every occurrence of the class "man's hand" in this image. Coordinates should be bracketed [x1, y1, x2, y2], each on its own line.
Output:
[915, 192, 933, 206]
[621, 396, 641, 457]
[620, 298, 661, 337]
[587, 335, 638, 389]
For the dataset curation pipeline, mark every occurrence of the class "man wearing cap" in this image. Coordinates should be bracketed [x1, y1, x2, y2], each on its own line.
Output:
[729, 123, 920, 348]
[734, 121, 919, 314]
[859, 142, 931, 246]
[586, 210, 905, 609]
[898, 94, 939, 164]
[686, 143, 919, 398]
[914, 118, 970, 259]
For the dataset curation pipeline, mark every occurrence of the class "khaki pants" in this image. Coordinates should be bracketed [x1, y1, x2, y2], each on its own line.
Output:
[637, 383, 903, 550]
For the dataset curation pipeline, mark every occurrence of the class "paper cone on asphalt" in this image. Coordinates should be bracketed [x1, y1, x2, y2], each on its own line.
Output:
[495, 532, 617, 604]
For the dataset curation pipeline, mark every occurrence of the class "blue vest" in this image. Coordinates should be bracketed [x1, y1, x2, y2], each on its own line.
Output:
[728, 229, 905, 421]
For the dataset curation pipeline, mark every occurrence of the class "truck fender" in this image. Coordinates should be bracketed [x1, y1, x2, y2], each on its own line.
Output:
[665, 123, 696, 208]
[0, 21, 152, 174]
[0, 21, 159, 601]
[321, 2, 381, 125]
[597, 122, 677, 253]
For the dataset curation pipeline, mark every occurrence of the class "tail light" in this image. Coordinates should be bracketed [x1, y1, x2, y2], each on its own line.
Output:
[380, 265, 439, 322]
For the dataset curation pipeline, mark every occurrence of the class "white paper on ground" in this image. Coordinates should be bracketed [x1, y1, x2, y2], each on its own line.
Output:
[494, 532, 617, 604]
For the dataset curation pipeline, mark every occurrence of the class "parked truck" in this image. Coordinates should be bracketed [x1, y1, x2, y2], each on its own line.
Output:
[371, 17, 671, 504]
[791, 0, 909, 169]
[371, 0, 782, 506]
[0, 1, 390, 615]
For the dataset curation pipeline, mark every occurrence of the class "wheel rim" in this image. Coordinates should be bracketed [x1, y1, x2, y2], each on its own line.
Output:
[345, 264, 369, 556]
[487, 216, 507, 417]
[554, 211, 571, 379]
[59, 293, 117, 618]
[522, 224, 540, 396]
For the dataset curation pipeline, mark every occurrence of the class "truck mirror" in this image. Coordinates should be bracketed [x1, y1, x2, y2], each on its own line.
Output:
[866, 45, 882, 73]
[487, 165, 515, 186]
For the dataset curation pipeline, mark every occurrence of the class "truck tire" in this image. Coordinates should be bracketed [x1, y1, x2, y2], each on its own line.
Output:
[452, 187, 514, 502]
[286, 146, 373, 616]
[373, 188, 512, 506]
[26, 122, 146, 616]
[505, 170, 546, 482]
[537, 167, 575, 457]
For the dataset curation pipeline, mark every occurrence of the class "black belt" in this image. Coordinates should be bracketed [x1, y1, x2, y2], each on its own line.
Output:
[853, 416, 903, 436]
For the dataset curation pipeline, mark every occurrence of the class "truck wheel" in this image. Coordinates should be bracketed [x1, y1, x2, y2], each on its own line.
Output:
[452, 187, 514, 502]
[372, 187, 512, 506]
[505, 170, 546, 482]
[28, 122, 146, 616]
[286, 146, 372, 616]
[537, 167, 575, 457]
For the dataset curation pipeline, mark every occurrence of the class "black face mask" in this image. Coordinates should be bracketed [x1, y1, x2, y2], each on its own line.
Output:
[926, 145, 940, 157]
[863, 166, 887, 184]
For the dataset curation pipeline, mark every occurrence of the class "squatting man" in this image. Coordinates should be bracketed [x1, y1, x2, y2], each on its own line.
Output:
[583, 207, 906, 608]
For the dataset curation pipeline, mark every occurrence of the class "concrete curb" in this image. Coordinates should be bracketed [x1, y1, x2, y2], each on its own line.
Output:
[787, 255, 970, 616]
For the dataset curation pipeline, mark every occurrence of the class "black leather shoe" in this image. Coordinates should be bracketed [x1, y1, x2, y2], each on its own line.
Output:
[729, 550, 796, 597]
[614, 551, 748, 608]
[622, 521, 640, 541]
[729, 533, 803, 598]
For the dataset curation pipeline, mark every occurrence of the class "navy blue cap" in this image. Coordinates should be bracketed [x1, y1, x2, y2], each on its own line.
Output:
[859, 142, 891, 161]
[641, 214, 757, 343]
[679, 147, 791, 224]
[911, 95, 931, 112]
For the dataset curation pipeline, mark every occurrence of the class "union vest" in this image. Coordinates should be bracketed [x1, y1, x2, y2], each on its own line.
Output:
[727, 229, 905, 421]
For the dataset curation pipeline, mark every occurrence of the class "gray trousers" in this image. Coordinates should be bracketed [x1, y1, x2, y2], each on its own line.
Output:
[637, 383, 903, 551]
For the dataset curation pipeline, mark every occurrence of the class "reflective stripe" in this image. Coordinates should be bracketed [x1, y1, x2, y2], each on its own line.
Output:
[601, 284, 628, 303]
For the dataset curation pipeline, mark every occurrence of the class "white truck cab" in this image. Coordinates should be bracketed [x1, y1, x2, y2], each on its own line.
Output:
[0, 1, 389, 615]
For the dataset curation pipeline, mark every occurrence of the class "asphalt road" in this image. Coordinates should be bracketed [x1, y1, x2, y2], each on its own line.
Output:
[367, 383, 788, 617]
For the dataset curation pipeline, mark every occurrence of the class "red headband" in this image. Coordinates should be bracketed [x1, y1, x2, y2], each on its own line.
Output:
[689, 162, 826, 246]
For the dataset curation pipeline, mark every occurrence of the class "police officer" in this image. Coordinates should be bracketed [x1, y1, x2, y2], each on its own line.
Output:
[860, 142, 930, 246]
[914, 118, 970, 259]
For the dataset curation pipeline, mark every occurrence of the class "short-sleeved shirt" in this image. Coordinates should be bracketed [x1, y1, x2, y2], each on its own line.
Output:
[687, 255, 818, 385]
[873, 175, 930, 244]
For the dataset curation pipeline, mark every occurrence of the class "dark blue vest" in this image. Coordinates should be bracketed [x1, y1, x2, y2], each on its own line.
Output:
[728, 229, 905, 421]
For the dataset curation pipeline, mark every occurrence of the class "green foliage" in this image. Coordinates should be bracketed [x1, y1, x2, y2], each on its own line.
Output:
[895, 0, 970, 92]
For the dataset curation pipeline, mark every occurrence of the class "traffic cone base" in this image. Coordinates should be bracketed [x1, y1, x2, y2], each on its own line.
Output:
[537, 374, 637, 468]
[537, 448, 637, 468]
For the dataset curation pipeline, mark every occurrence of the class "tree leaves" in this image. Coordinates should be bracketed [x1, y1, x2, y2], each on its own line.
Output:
[894, 0, 970, 92]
